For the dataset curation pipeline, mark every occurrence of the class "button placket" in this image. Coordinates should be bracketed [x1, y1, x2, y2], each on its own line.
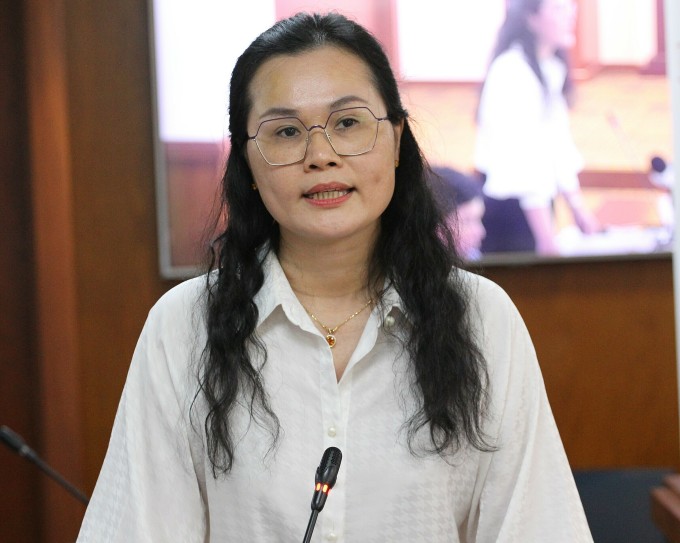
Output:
[318, 360, 351, 543]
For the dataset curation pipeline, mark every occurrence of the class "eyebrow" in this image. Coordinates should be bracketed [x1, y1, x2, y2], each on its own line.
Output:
[330, 95, 370, 109]
[257, 95, 371, 120]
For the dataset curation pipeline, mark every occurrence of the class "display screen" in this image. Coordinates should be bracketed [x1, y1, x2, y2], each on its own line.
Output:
[149, 0, 673, 277]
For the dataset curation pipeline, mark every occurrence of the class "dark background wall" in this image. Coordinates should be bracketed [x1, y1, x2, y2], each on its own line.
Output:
[0, 1, 677, 542]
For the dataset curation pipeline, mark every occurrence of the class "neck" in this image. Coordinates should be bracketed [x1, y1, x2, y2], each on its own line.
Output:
[278, 230, 377, 301]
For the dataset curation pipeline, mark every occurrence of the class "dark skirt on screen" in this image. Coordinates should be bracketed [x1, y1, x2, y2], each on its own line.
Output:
[481, 195, 536, 254]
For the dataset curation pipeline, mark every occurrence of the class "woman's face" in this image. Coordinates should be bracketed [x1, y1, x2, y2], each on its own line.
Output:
[528, 0, 578, 54]
[245, 46, 402, 248]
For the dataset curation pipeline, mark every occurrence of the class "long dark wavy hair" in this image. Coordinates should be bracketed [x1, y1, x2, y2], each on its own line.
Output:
[198, 12, 491, 476]
[486, 0, 573, 101]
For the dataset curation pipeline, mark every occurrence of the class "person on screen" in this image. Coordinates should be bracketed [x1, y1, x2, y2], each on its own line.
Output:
[77, 12, 592, 542]
[474, 0, 598, 255]
[430, 166, 487, 261]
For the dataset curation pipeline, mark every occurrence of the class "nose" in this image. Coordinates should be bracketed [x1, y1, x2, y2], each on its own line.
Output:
[303, 126, 340, 169]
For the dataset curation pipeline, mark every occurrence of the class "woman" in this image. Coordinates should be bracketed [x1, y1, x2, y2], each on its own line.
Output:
[78, 12, 592, 542]
[474, 0, 598, 255]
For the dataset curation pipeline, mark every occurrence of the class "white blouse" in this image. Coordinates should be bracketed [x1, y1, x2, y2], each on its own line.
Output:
[474, 46, 584, 209]
[77, 253, 592, 542]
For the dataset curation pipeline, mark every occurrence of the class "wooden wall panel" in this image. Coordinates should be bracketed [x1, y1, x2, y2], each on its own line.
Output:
[22, 0, 176, 540]
[0, 2, 41, 542]
[23, 0, 88, 539]
[63, 0, 180, 495]
[483, 257, 679, 469]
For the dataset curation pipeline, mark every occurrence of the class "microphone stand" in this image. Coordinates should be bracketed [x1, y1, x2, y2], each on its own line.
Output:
[302, 510, 319, 543]
[0, 425, 89, 505]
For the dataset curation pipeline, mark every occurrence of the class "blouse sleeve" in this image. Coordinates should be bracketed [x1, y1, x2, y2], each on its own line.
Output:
[77, 285, 208, 543]
[470, 280, 593, 542]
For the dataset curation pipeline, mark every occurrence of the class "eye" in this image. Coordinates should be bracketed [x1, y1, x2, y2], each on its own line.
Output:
[275, 125, 302, 139]
[339, 117, 359, 128]
[334, 116, 361, 132]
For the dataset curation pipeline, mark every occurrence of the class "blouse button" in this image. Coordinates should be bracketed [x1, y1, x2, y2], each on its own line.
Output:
[384, 315, 395, 328]
[326, 533, 338, 542]
[327, 426, 337, 437]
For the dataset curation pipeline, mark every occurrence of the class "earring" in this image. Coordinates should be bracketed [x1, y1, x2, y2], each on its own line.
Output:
[251, 183, 258, 191]
[395, 159, 399, 168]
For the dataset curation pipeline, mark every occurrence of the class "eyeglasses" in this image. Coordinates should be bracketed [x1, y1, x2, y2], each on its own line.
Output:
[247, 107, 389, 166]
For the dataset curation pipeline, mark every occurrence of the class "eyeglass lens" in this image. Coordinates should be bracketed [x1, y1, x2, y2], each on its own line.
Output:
[253, 107, 382, 166]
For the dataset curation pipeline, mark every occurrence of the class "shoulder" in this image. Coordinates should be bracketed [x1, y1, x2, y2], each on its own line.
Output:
[481, 47, 542, 108]
[153, 274, 208, 309]
[130, 275, 211, 387]
[457, 270, 540, 389]
[457, 269, 517, 319]
[145, 274, 210, 336]
[456, 269, 533, 358]
[487, 47, 533, 78]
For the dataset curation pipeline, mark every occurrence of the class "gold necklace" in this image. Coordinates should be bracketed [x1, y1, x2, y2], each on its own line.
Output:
[305, 299, 373, 348]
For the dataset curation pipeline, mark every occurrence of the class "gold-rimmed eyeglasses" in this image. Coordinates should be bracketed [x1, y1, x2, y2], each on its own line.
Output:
[246, 107, 389, 166]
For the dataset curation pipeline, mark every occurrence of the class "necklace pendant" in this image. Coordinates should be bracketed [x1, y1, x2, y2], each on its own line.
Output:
[326, 334, 337, 348]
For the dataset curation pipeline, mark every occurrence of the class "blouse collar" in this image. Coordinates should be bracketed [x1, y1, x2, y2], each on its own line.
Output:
[254, 249, 405, 330]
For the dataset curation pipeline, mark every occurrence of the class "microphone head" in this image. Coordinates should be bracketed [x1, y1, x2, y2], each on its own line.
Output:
[651, 156, 667, 173]
[315, 446, 342, 488]
[311, 447, 342, 511]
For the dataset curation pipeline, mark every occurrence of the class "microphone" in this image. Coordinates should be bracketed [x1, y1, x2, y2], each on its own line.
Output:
[302, 446, 342, 543]
[650, 155, 674, 190]
[651, 156, 667, 174]
[0, 425, 90, 505]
